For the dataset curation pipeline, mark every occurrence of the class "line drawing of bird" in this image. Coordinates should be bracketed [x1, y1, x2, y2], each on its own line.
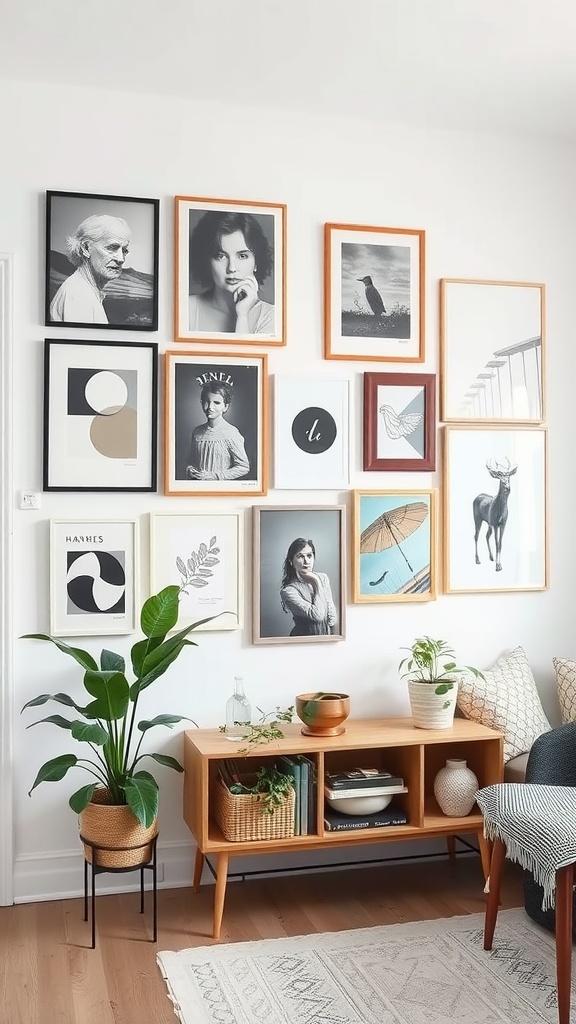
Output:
[379, 404, 422, 439]
[357, 275, 386, 317]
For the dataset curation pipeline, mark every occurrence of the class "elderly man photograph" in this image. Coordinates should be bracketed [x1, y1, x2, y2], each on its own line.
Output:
[45, 191, 159, 329]
[49, 214, 131, 324]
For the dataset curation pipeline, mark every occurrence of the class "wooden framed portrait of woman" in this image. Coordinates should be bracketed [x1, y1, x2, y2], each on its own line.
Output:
[252, 505, 346, 645]
[174, 196, 286, 345]
[164, 351, 268, 497]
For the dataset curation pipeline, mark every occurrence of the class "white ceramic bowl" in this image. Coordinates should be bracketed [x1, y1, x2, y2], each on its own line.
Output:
[326, 793, 393, 815]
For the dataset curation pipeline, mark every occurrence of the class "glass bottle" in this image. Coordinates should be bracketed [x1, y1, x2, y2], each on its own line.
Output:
[225, 676, 251, 741]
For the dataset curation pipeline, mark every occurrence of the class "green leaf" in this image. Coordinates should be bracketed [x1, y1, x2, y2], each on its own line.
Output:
[434, 682, 454, 696]
[136, 638, 196, 693]
[124, 774, 159, 827]
[137, 714, 194, 731]
[130, 636, 163, 678]
[70, 721, 110, 745]
[140, 586, 180, 639]
[143, 753, 184, 772]
[100, 649, 125, 673]
[20, 635, 98, 671]
[69, 783, 97, 814]
[26, 715, 75, 731]
[21, 692, 85, 714]
[28, 754, 78, 795]
[83, 670, 129, 721]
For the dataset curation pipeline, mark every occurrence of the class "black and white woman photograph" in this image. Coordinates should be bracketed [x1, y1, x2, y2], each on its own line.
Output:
[45, 191, 159, 330]
[175, 196, 286, 345]
[253, 505, 346, 644]
[164, 351, 268, 496]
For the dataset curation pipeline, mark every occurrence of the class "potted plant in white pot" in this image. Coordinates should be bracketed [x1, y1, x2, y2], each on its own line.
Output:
[398, 636, 484, 730]
[21, 585, 210, 868]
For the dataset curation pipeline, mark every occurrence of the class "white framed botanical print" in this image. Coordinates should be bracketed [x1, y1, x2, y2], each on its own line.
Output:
[274, 376, 350, 488]
[50, 519, 138, 636]
[150, 511, 242, 632]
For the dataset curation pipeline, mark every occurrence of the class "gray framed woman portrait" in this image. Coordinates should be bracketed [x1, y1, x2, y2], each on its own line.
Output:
[174, 195, 286, 345]
[164, 350, 267, 497]
[253, 505, 346, 645]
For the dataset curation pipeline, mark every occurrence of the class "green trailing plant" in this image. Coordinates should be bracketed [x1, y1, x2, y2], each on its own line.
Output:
[398, 636, 484, 696]
[219, 705, 294, 753]
[228, 764, 295, 815]
[21, 586, 212, 828]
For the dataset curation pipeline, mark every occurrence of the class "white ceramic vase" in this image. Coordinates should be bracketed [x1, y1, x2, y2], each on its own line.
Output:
[433, 758, 479, 816]
[407, 679, 458, 729]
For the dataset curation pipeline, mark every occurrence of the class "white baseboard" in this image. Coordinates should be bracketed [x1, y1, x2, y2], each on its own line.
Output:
[13, 834, 478, 903]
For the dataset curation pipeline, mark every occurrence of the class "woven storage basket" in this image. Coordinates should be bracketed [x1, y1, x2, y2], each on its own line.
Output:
[79, 788, 157, 868]
[214, 774, 295, 842]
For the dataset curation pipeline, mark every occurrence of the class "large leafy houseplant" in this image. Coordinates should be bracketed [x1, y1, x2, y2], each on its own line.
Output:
[21, 585, 209, 828]
[398, 636, 484, 696]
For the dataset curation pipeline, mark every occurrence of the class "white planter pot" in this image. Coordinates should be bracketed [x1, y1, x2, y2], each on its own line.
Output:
[407, 679, 458, 730]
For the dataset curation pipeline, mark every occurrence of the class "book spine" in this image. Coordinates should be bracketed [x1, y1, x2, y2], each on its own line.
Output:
[277, 756, 301, 835]
[326, 776, 404, 790]
[324, 817, 408, 832]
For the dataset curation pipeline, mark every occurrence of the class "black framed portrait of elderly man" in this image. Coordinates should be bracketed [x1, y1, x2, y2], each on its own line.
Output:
[45, 191, 160, 331]
[174, 195, 286, 346]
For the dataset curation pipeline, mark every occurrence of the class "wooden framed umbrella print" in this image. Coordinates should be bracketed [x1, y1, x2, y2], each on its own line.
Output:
[352, 490, 438, 603]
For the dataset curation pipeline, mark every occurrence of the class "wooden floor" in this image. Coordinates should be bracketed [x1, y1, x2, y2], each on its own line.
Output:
[0, 854, 524, 1024]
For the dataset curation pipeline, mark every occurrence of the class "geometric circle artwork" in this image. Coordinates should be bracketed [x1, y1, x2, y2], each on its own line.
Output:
[291, 406, 337, 454]
[90, 405, 137, 458]
[66, 550, 126, 615]
[84, 370, 128, 415]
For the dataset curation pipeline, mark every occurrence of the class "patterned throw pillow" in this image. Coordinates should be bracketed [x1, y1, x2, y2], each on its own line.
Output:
[553, 657, 576, 723]
[456, 646, 550, 762]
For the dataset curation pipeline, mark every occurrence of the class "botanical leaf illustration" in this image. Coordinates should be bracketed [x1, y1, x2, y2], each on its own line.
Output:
[177, 535, 220, 593]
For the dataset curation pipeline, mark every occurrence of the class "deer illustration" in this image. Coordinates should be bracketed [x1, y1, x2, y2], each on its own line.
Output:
[473, 457, 518, 572]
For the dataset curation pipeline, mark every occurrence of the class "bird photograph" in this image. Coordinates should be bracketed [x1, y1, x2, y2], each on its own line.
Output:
[340, 239, 411, 340]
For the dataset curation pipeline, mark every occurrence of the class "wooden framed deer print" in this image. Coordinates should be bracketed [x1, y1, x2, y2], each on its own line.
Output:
[443, 426, 548, 593]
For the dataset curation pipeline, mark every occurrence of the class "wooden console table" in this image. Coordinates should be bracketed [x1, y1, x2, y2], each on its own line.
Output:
[183, 716, 503, 938]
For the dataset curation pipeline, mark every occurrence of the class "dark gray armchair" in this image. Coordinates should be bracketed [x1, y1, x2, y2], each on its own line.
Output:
[523, 721, 576, 936]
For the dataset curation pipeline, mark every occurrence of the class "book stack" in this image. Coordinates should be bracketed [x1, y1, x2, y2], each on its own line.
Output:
[324, 767, 408, 831]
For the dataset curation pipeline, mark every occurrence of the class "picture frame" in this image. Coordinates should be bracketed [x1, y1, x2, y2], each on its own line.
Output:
[324, 222, 425, 362]
[174, 195, 286, 345]
[150, 511, 242, 632]
[440, 278, 546, 423]
[50, 519, 138, 636]
[352, 490, 437, 603]
[45, 190, 159, 330]
[164, 350, 267, 496]
[443, 425, 548, 593]
[274, 375, 350, 488]
[43, 339, 158, 492]
[252, 505, 346, 644]
[363, 372, 436, 471]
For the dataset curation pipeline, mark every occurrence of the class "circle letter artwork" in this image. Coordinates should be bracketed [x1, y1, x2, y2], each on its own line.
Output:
[291, 407, 337, 455]
[66, 550, 126, 614]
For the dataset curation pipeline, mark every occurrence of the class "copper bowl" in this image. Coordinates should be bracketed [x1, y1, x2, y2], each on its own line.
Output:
[295, 692, 351, 737]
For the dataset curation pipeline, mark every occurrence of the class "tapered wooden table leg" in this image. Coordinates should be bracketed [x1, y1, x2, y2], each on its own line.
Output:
[213, 852, 229, 940]
[484, 837, 505, 950]
[193, 846, 204, 894]
[446, 835, 456, 863]
[477, 831, 492, 881]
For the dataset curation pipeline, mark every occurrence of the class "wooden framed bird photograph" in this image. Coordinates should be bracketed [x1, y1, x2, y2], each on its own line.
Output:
[324, 223, 425, 362]
[352, 489, 437, 603]
[443, 425, 548, 593]
[363, 371, 436, 471]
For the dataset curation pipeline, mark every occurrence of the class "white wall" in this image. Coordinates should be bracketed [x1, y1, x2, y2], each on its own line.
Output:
[2, 76, 575, 902]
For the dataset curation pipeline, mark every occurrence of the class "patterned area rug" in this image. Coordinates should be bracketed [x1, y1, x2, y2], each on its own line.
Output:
[157, 908, 570, 1023]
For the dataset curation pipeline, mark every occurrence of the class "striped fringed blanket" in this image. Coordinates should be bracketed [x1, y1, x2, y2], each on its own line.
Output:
[477, 783, 576, 911]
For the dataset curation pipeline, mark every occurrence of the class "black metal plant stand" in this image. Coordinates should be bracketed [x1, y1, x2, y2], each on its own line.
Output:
[81, 832, 159, 949]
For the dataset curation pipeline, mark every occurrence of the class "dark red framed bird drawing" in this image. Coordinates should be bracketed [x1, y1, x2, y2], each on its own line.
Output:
[363, 372, 436, 471]
[352, 489, 437, 603]
[324, 223, 425, 362]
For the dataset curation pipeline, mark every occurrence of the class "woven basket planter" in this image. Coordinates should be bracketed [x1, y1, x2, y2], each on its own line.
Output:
[79, 788, 157, 868]
[408, 679, 459, 730]
[214, 775, 295, 842]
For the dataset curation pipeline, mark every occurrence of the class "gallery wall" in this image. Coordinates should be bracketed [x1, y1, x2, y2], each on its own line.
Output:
[1, 75, 575, 901]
